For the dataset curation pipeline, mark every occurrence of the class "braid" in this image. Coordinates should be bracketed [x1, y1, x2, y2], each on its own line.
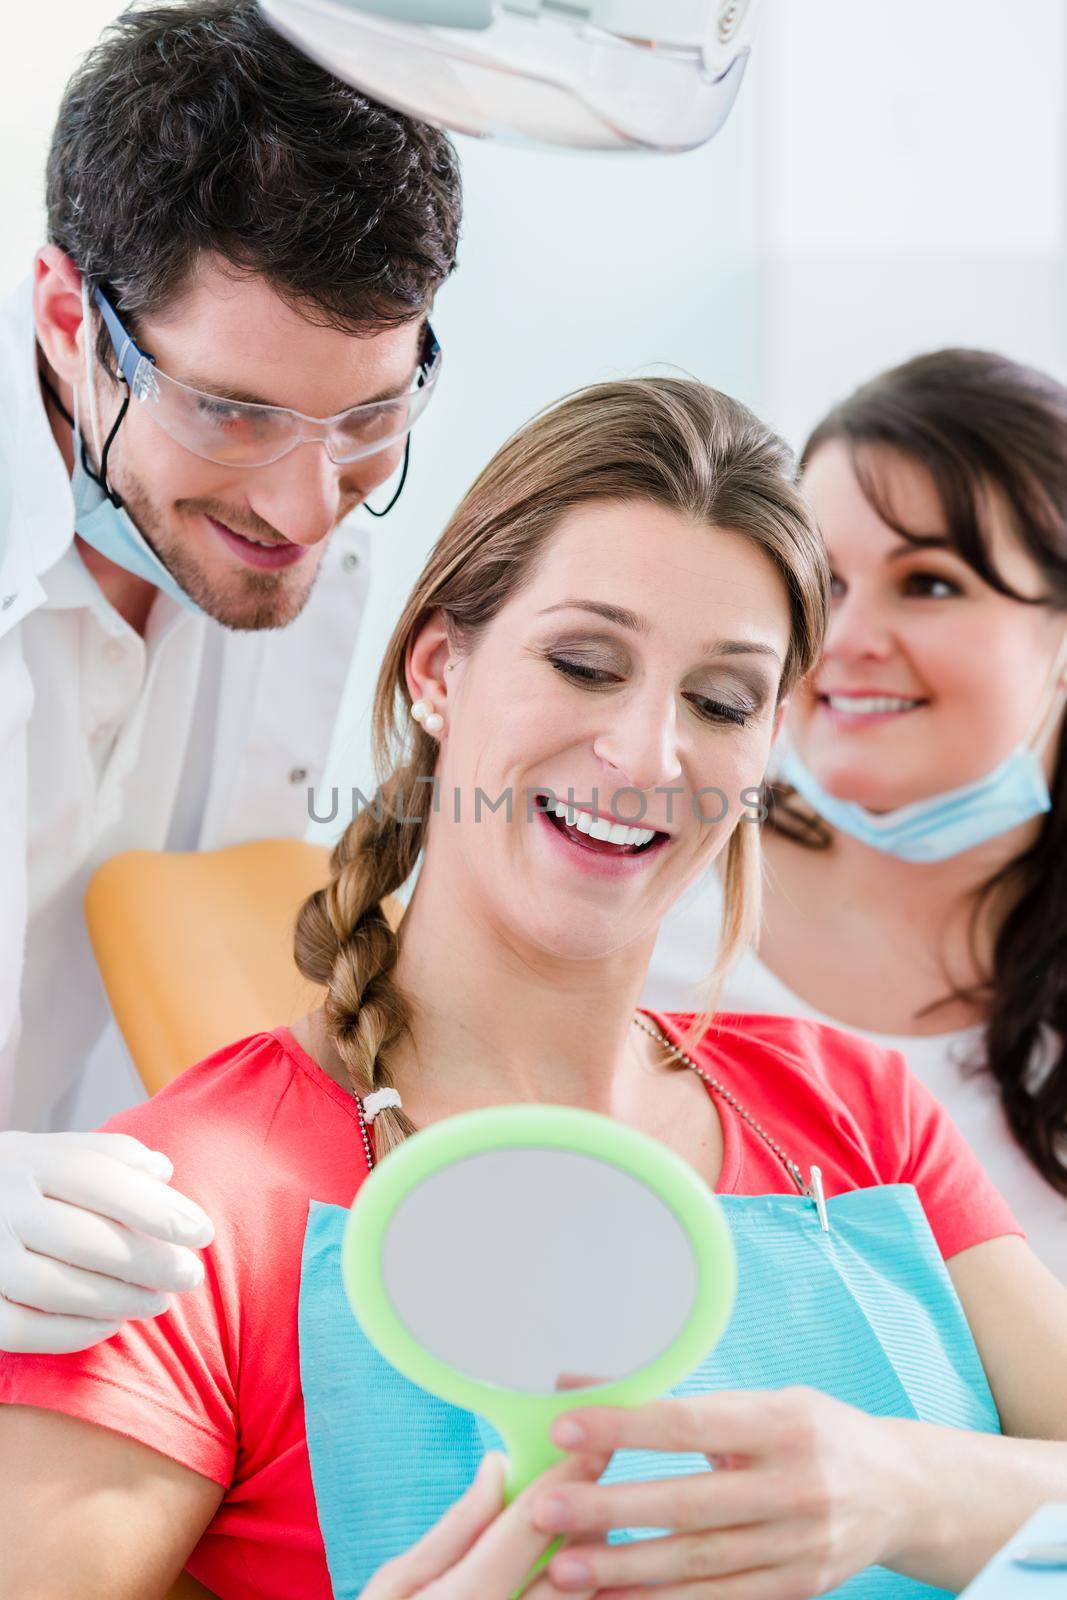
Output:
[294, 760, 431, 1157]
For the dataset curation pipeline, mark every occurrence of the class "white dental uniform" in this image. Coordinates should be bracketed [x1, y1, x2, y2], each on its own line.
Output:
[645, 863, 1067, 1280]
[0, 277, 371, 1133]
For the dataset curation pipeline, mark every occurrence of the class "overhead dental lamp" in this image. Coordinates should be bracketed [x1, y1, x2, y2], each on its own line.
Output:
[258, 0, 760, 153]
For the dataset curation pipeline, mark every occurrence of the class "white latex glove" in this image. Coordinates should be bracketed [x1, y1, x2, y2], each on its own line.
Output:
[0, 1130, 215, 1354]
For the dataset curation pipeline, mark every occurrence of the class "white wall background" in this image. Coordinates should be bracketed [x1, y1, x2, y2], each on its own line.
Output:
[4, 1, 1066, 825]
[759, 0, 1067, 446]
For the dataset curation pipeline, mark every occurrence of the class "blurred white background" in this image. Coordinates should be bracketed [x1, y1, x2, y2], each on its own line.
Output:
[3, 1, 1065, 822]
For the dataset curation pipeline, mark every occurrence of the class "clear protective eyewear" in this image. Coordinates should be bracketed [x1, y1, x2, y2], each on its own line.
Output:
[92, 287, 442, 468]
[259, 0, 757, 154]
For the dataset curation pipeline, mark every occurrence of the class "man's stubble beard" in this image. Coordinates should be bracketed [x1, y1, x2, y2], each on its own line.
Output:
[115, 465, 322, 633]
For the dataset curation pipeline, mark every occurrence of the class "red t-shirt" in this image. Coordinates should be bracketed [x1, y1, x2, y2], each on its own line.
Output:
[0, 1011, 1021, 1599]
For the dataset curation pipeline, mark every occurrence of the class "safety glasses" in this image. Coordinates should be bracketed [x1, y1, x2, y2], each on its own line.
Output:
[92, 287, 442, 468]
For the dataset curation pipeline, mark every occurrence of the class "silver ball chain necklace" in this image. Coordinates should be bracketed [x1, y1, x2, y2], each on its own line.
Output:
[631, 1013, 830, 1232]
[355, 1015, 830, 1234]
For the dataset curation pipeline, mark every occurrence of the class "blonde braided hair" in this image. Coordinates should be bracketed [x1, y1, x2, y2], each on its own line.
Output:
[293, 756, 435, 1157]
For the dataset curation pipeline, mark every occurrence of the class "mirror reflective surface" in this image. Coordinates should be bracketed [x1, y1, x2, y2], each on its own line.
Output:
[381, 1146, 698, 1393]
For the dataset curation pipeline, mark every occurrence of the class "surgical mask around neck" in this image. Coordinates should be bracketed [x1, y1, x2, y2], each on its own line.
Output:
[71, 279, 204, 616]
[780, 638, 1067, 865]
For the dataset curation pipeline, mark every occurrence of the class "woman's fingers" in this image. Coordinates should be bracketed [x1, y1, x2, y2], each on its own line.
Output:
[365, 1449, 612, 1600]
[363, 1453, 507, 1599]
[547, 1518, 806, 1594]
[520, 1569, 599, 1600]
[551, 1390, 784, 1460]
[541, 1390, 897, 1598]
[593, 1562, 823, 1600]
[440, 1450, 611, 1599]
[531, 1461, 786, 1538]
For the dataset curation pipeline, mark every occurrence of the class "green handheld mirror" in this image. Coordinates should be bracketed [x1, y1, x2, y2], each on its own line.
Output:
[341, 1103, 736, 1577]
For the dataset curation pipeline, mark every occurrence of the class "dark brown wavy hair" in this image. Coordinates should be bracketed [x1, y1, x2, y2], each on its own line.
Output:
[773, 348, 1067, 1195]
[46, 0, 462, 365]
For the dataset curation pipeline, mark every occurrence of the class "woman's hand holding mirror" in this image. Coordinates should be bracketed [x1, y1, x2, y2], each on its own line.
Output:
[361, 1447, 612, 1600]
[532, 1387, 901, 1598]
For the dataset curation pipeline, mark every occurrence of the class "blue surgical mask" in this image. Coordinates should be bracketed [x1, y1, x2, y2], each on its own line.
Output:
[779, 645, 1067, 865]
[70, 280, 205, 616]
[70, 443, 205, 615]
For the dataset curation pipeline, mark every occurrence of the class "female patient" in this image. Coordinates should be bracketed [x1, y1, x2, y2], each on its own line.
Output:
[2, 378, 1067, 1600]
[649, 349, 1067, 1276]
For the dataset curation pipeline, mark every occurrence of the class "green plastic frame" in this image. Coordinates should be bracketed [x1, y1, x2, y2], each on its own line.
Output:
[342, 1103, 736, 1504]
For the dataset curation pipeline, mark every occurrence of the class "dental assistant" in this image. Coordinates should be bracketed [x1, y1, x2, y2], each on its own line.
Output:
[648, 347, 1067, 1277]
[0, 0, 460, 1354]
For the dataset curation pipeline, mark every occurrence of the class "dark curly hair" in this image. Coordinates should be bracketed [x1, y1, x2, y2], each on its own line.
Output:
[774, 348, 1067, 1196]
[46, 0, 462, 366]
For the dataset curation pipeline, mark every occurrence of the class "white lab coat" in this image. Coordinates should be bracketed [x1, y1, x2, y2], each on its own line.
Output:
[0, 278, 371, 1132]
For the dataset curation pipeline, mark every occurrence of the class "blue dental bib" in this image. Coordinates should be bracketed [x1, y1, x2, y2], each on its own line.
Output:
[299, 1184, 999, 1599]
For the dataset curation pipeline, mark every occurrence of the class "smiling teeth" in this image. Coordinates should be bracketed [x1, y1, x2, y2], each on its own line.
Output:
[219, 522, 278, 547]
[552, 801, 656, 847]
[826, 695, 921, 714]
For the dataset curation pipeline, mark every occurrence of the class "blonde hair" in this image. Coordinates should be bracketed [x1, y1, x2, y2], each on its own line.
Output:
[294, 378, 829, 1154]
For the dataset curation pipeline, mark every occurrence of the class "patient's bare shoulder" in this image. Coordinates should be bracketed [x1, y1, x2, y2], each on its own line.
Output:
[0, 1403, 223, 1600]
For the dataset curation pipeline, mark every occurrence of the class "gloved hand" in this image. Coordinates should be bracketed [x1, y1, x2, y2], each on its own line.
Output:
[0, 1130, 214, 1355]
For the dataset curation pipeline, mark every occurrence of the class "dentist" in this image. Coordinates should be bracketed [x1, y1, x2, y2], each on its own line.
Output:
[0, 0, 460, 1353]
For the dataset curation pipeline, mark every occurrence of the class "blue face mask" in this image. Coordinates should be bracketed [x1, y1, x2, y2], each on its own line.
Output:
[70, 280, 205, 617]
[779, 744, 1052, 865]
[70, 442, 205, 615]
[779, 645, 1067, 865]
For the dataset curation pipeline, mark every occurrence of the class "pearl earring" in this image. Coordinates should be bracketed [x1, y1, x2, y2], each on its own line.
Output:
[411, 698, 444, 736]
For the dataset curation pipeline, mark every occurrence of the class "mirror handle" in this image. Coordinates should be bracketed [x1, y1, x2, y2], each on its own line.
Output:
[497, 1424, 568, 1595]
